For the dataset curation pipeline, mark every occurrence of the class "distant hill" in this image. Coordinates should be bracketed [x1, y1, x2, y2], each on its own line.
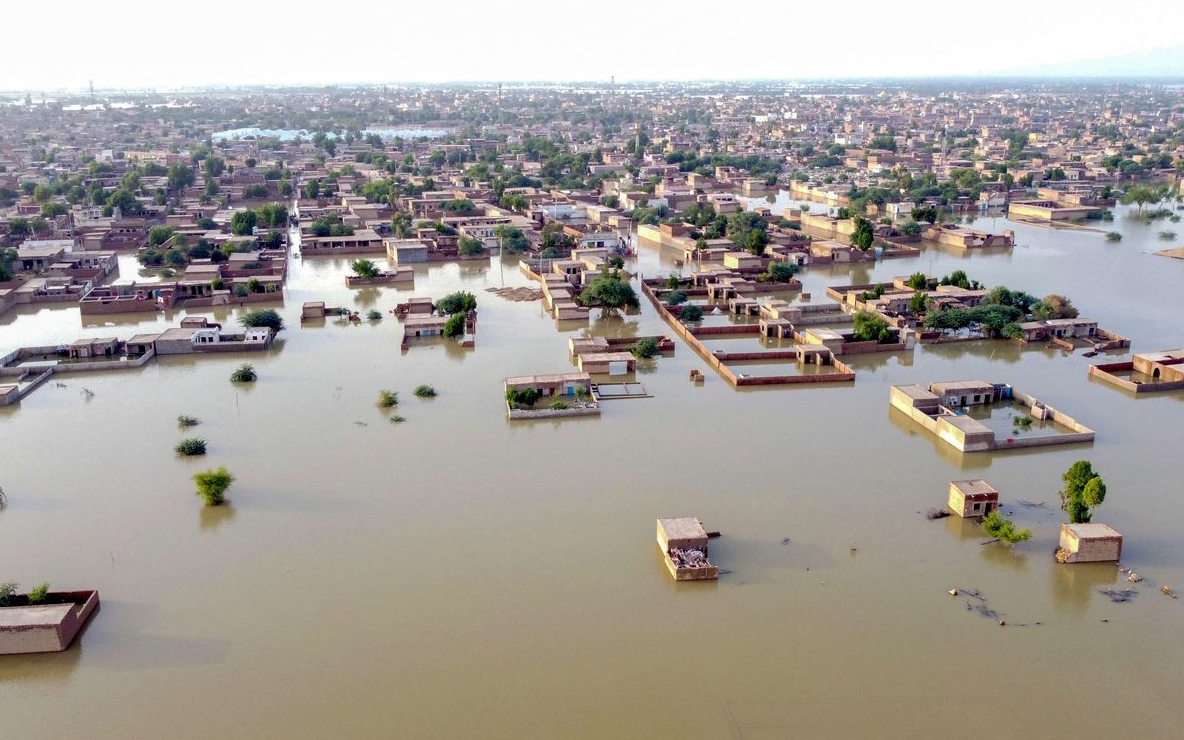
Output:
[999, 45, 1184, 78]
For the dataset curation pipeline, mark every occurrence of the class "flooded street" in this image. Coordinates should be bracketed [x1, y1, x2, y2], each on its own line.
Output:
[2, 199, 1183, 739]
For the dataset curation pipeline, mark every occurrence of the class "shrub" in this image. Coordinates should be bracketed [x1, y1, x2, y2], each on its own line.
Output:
[632, 337, 660, 359]
[0, 582, 17, 606]
[1105, 231, 1122, 242]
[443, 313, 466, 338]
[549, 399, 569, 410]
[457, 236, 486, 255]
[505, 387, 541, 409]
[665, 290, 688, 306]
[377, 389, 399, 408]
[210, 278, 225, 291]
[233, 284, 249, 297]
[366, 310, 383, 321]
[239, 308, 284, 332]
[230, 363, 257, 383]
[982, 510, 1032, 544]
[414, 384, 437, 398]
[666, 273, 682, 289]
[679, 304, 704, 322]
[389, 415, 406, 423]
[194, 466, 234, 506]
[177, 415, 201, 427]
[27, 582, 49, 604]
[175, 438, 207, 456]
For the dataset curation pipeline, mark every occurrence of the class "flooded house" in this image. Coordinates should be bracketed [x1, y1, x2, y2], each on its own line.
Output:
[656, 517, 719, 581]
[1056, 523, 1123, 564]
[1090, 349, 1184, 393]
[0, 590, 100, 655]
[948, 479, 1000, 518]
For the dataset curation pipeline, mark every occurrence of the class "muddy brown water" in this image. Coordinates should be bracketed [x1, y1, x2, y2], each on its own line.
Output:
[1, 201, 1182, 738]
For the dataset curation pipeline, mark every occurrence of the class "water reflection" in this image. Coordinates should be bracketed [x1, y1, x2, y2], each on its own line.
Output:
[199, 504, 237, 531]
[1049, 561, 1119, 615]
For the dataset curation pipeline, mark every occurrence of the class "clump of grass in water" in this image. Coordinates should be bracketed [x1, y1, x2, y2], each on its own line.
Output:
[377, 389, 399, 408]
[177, 414, 201, 428]
[367, 310, 383, 321]
[389, 415, 406, 423]
[175, 438, 207, 456]
[414, 384, 436, 398]
[27, 582, 49, 604]
[230, 363, 257, 383]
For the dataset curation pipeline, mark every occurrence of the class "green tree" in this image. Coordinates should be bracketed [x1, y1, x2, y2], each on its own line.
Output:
[911, 205, 939, 224]
[230, 210, 257, 236]
[436, 291, 477, 315]
[665, 290, 688, 305]
[760, 261, 797, 283]
[631, 337, 660, 359]
[852, 311, 893, 343]
[851, 216, 875, 250]
[906, 272, 928, 290]
[1060, 461, 1107, 524]
[909, 291, 929, 314]
[193, 467, 234, 506]
[457, 236, 486, 255]
[148, 225, 175, 247]
[391, 212, 414, 237]
[351, 259, 380, 279]
[443, 312, 466, 338]
[578, 271, 639, 311]
[167, 163, 195, 191]
[678, 304, 704, 322]
[239, 308, 284, 332]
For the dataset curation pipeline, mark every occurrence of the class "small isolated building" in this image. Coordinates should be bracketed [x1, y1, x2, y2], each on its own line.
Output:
[0, 383, 20, 406]
[0, 590, 100, 655]
[1056, 523, 1123, 564]
[948, 479, 999, 518]
[656, 517, 719, 581]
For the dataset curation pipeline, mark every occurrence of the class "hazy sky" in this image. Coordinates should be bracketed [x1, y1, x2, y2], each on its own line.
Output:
[5, 0, 1184, 90]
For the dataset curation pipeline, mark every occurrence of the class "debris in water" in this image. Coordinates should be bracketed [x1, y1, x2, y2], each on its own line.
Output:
[780, 537, 791, 545]
[1127, 572, 1143, 583]
[81, 388, 95, 399]
[1016, 500, 1048, 508]
[353, 421, 368, 427]
[485, 286, 542, 302]
[1100, 588, 1137, 603]
[926, 508, 951, 520]
[1163, 586, 1178, 599]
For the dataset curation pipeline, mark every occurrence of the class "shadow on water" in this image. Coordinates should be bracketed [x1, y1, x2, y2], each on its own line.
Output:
[198, 503, 237, 531]
[1049, 561, 1119, 615]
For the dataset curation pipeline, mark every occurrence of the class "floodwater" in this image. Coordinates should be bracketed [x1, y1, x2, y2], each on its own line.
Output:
[2, 198, 1184, 739]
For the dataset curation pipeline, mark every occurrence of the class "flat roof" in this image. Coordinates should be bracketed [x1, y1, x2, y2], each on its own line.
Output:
[931, 380, 994, 392]
[0, 603, 74, 628]
[1064, 523, 1122, 539]
[894, 384, 939, 402]
[951, 479, 998, 496]
[657, 517, 707, 541]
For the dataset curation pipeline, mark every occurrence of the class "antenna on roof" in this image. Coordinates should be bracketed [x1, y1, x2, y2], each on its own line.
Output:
[89, 79, 94, 98]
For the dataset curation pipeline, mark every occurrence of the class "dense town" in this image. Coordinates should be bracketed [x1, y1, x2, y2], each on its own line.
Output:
[3, 79, 1184, 737]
